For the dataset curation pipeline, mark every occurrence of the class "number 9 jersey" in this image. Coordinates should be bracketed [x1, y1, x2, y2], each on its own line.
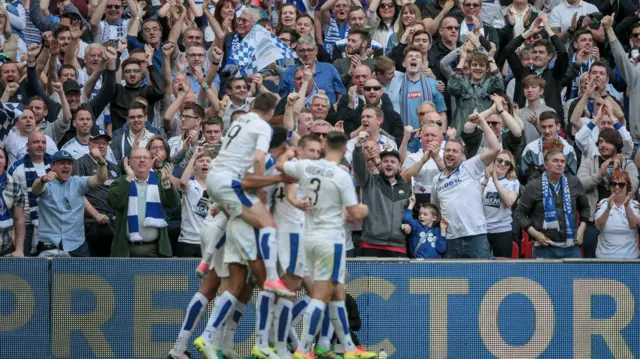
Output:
[210, 112, 273, 179]
[283, 158, 359, 242]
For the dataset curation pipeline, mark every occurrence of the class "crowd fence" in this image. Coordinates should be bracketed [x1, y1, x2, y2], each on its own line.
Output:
[1, 258, 639, 358]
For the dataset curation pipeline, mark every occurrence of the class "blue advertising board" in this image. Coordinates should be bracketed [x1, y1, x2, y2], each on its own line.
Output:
[1, 259, 639, 358]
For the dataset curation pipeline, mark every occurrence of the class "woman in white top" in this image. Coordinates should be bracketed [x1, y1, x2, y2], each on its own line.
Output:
[367, 0, 398, 55]
[594, 171, 640, 259]
[481, 150, 520, 257]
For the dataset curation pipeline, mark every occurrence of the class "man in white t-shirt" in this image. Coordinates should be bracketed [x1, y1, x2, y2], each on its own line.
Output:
[90, 0, 137, 44]
[401, 123, 444, 204]
[5, 107, 58, 166]
[277, 131, 375, 359]
[345, 105, 396, 164]
[61, 108, 117, 164]
[431, 111, 500, 258]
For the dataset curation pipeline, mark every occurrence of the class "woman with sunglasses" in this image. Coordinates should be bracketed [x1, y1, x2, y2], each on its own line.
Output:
[481, 150, 520, 257]
[367, 0, 398, 55]
[593, 171, 640, 258]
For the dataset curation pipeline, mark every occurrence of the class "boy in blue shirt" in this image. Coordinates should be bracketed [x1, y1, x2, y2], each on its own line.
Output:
[402, 195, 447, 258]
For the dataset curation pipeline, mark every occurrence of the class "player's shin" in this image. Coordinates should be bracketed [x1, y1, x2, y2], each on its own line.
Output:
[170, 292, 209, 356]
[298, 299, 326, 354]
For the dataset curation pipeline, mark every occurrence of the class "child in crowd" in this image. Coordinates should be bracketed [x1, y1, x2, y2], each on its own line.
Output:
[402, 195, 447, 258]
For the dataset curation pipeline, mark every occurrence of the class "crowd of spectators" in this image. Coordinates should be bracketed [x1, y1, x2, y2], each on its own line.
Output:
[1, 0, 640, 260]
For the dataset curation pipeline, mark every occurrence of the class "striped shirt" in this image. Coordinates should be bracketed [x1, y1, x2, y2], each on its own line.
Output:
[23, 9, 42, 45]
[323, 18, 349, 55]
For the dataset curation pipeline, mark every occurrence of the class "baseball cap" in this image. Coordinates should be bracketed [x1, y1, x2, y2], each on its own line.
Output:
[380, 148, 401, 161]
[51, 150, 75, 163]
[89, 126, 111, 141]
[63, 80, 81, 94]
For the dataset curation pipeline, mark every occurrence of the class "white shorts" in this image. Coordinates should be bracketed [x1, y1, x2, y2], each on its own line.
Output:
[200, 214, 229, 278]
[277, 231, 309, 278]
[224, 217, 259, 264]
[305, 238, 346, 284]
[207, 172, 259, 218]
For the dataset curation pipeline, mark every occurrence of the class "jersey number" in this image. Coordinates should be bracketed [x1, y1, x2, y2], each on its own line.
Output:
[272, 186, 286, 203]
[309, 178, 321, 205]
[225, 125, 242, 149]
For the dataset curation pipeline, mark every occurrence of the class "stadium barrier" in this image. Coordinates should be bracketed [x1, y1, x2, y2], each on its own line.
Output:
[1, 257, 639, 359]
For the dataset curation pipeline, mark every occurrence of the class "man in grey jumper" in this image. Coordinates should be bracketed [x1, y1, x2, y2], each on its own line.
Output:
[353, 130, 412, 257]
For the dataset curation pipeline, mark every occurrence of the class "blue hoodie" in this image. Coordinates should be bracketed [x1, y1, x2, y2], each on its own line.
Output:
[402, 209, 446, 259]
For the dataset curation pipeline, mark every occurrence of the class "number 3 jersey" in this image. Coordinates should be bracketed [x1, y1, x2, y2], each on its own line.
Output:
[283, 159, 358, 241]
[210, 112, 273, 179]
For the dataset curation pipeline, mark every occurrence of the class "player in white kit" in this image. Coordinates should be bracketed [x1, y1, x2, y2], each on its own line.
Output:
[204, 93, 290, 297]
[277, 132, 376, 359]
[198, 126, 295, 359]
[264, 135, 323, 359]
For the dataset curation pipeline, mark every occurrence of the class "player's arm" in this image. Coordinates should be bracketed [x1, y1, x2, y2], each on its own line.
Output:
[253, 150, 266, 177]
[345, 204, 369, 221]
[241, 173, 292, 190]
[275, 148, 297, 175]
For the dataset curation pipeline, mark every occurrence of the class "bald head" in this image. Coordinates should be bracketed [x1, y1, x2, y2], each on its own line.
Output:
[352, 64, 372, 93]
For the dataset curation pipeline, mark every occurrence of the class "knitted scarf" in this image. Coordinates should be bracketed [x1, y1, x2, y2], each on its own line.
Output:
[541, 172, 575, 241]
[400, 73, 433, 128]
[24, 154, 52, 226]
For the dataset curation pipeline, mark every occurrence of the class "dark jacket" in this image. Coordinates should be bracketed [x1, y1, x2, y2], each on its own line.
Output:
[336, 93, 404, 145]
[514, 174, 590, 243]
[428, 38, 461, 82]
[110, 66, 164, 131]
[504, 34, 569, 118]
[353, 145, 412, 249]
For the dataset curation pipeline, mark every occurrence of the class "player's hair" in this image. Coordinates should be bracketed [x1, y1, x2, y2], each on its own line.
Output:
[252, 93, 279, 114]
[298, 134, 322, 149]
[230, 110, 247, 122]
[270, 126, 289, 149]
[326, 132, 348, 151]
[183, 103, 205, 119]
[419, 202, 440, 220]
[29, 96, 48, 110]
[523, 74, 546, 89]
[539, 111, 560, 125]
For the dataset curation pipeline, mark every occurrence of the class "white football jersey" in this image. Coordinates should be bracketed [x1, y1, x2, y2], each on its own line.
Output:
[210, 112, 272, 179]
[264, 162, 305, 231]
[283, 159, 358, 241]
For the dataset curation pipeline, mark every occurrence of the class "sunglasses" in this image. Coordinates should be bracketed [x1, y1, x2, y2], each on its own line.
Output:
[496, 158, 512, 167]
[632, 33, 640, 38]
[363, 86, 381, 91]
[298, 48, 316, 53]
[464, 3, 480, 7]
[312, 132, 328, 138]
[106, 4, 121, 9]
[380, 3, 394, 8]
[442, 26, 458, 31]
[611, 181, 627, 188]
[487, 121, 501, 127]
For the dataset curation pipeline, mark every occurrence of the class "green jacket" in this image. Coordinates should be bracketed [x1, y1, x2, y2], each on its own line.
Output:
[107, 173, 181, 257]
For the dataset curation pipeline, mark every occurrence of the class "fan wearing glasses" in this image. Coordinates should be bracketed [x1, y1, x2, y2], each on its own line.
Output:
[458, 0, 499, 52]
[577, 129, 638, 258]
[91, 0, 140, 43]
[337, 77, 403, 145]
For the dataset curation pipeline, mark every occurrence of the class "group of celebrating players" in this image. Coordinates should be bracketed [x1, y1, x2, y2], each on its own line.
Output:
[167, 92, 376, 359]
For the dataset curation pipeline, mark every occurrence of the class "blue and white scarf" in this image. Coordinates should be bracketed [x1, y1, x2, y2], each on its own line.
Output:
[541, 172, 575, 241]
[0, 172, 14, 229]
[100, 18, 126, 44]
[127, 172, 167, 242]
[567, 54, 594, 100]
[24, 154, 51, 226]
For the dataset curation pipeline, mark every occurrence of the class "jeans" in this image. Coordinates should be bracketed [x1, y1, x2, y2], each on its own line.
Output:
[534, 245, 582, 259]
[85, 221, 114, 257]
[445, 234, 491, 259]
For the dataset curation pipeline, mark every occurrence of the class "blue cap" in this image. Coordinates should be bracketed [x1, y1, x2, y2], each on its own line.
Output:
[51, 150, 74, 163]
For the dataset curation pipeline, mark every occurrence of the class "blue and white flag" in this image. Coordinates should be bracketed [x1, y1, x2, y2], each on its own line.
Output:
[230, 24, 297, 78]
